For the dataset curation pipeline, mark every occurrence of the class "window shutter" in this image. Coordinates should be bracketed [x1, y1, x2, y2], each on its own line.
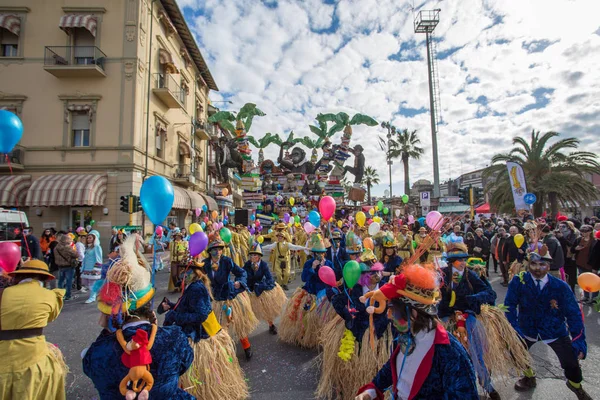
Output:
[1, 31, 18, 45]
[72, 112, 89, 130]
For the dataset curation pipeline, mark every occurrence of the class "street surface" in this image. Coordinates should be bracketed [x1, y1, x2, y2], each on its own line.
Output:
[46, 261, 600, 399]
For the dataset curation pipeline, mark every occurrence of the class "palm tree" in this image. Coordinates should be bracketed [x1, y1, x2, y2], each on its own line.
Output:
[317, 112, 378, 137]
[247, 133, 282, 164]
[207, 103, 265, 135]
[484, 130, 600, 217]
[361, 166, 380, 204]
[379, 129, 424, 195]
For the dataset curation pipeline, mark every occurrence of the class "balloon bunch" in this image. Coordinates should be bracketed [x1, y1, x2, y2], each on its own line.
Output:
[337, 329, 356, 362]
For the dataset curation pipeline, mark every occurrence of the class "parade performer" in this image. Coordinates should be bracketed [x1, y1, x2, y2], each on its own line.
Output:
[345, 231, 363, 262]
[168, 230, 189, 292]
[505, 248, 592, 400]
[84, 236, 193, 399]
[317, 261, 392, 400]
[279, 232, 331, 348]
[82, 230, 103, 304]
[294, 224, 309, 268]
[326, 229, 347, 280]
[161, 259, 248, 400]
[355, 264, 479, 400]
[380, 232, 403, 281]
[263, 231, 307, 291]
[202, 236, 259, 361]
[244, 243, 288, 335]
[0, 260, 68, 400]
[396, 225, 414, 261]
[438, 240, 501, 399]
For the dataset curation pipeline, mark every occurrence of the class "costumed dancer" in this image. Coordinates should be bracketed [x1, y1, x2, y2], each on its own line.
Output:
[396, 225, 414, 261]
[279, 232, 331, 348]
[355, 264, 479, 400]
[505, 247, 592, 400]
[380, 232, 403, 282]
[168, 230, 189, 292]
[161, 259, 248, 400]
[294, 224, 309, 272]
[202, 236, 259, 361]
[438, 240, 503, 400]
[317, 261, 392, 400]
[0, 260, 68, 400]
[344, 231, 363, 262]
[85, 235, 194, 399]
[262, 230, 307, 291]
[326, 229, 347, 280]
[244, 243, 288, 335]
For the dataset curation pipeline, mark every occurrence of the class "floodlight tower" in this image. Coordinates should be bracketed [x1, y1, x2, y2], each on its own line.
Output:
[414, 9, 442, 198]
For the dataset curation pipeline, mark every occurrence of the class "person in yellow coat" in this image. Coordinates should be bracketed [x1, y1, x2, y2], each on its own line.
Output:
[267, 222, 293, 243]
[0, 260, 67, 400]
[262, 231, 307, 291]
[414, 227, 446, 263]
[396, 225, 415, 261]
[230, 228, 245, 267]
[293, 226, 308, 275]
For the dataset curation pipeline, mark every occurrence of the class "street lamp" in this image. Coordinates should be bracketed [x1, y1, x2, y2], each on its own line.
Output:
[380, 121, 396, 214]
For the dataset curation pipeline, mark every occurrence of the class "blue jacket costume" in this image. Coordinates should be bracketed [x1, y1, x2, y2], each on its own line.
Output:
[505, 272, 587, 357]
[83, 323, 194, 399]
[202, 255, 248, 301]
[164, 280, 213, 342]
[326, 245, 347, 280]
[357, 325, 478, 400]
[243, 259, 275, 296]
[302, 258, 333, 295]
[381, 254, 403, 285]
[438, 267, 497, 319]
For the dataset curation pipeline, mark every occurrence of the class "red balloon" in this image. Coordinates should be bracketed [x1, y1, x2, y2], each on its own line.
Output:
[0, 242, 21, 273]
[319, 196, 336, 221]
[318, 265, 338, 287]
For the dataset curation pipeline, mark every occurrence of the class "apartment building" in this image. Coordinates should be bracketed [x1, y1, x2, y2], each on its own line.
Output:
[0, 0, 220, 250]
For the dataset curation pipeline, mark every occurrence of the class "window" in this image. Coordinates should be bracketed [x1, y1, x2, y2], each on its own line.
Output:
[72, 111, 90, 147]
[73, 28, 95, 64]
[0, 28, 18, 57]
[155, 125, 166, 159]
[179, 79, 188, 105]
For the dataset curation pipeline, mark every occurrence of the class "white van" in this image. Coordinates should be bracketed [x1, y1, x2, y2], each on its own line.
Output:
[0, 208, 29, 245]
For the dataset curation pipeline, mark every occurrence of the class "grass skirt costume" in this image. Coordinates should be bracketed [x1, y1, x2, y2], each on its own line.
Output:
[213, 291, 259, 340]
[249, 283, 287, 322]
[279, 287, 322, 348]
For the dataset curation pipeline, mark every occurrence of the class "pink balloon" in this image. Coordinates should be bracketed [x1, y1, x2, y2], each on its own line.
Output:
[319, 196, 336, 221]
[408, 215, 415, 224]
[318, 265, 337, 287]
[0, 242, 21, 273]
[426, 211, 443, 230]
[195, 208, 201, 217]
[348, 216, 354, 222]
[204, 217, 209, 223]
[304, 222, 316, 234]
[155, 226, 163, 236]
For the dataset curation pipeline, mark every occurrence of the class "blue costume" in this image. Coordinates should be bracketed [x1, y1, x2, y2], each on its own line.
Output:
[164, 280, 213, 341]
[438, 267, 497, 319]
[243, 259, 275, 296]
[381, 254, 403, 285]
[83, 323, 194, 400]
[202, 255, 248, 301]
[302, 258, 333, 295]
[326, 245, 347, 280]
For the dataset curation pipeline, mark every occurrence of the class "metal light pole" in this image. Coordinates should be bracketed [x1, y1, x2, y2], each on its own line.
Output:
[381, 121, 395, 214]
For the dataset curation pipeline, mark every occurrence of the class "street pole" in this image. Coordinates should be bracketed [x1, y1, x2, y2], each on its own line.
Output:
[426, 32, 441, 198]
[128, 192, 134, 226]
[469, 185, 474, 220]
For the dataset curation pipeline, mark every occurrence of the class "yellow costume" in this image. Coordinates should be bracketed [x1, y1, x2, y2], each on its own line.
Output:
[263, 240, 306, 286]
[230, 232, 244, 267]
[396, 232, 415, 261]
[0, 280, 67, 400]
[294, 228, 308, 272]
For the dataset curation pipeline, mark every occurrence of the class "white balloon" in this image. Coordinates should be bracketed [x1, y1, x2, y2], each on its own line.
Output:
[368, 222, 381, 236]
[395, 209, 401, 217]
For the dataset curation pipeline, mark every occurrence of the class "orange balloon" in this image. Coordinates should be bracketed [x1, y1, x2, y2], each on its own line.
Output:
[211, 210, 218, 220]
[222, 188, 229, 196]
[363, 237, 374, 250]
[577, 272, 600, 292]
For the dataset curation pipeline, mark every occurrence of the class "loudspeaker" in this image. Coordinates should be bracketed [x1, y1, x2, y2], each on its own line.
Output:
[235, 209, 249, 227]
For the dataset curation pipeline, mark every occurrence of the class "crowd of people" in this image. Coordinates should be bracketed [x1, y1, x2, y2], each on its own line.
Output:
[0, 211, 597, 400]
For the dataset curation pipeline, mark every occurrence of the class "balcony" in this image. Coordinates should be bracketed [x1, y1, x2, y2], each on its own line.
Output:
[0, 147, 24, 170]
[173, 164, 200, 187]
[194, 120, 217, 140]
[152, 73, 186, 109]
[44, 46, 107, 78]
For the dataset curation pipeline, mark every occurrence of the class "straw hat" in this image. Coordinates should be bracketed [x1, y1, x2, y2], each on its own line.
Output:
[446, 241, 469, 261]
[400, 225, 409, 231]
[9, 259, 55, 280]
[274, 222, 287, 231]
[331, 229, 342, 240]
[208, 238, 225, 250]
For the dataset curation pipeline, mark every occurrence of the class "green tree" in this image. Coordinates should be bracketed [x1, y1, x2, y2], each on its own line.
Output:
[317, 112, 378, 137]
[361, 166, 380, 204]
[247, 133, 282, 164]
[379, 129, 424, 195]
[207, 103, 265, 135]
[484, 130, 600, 217]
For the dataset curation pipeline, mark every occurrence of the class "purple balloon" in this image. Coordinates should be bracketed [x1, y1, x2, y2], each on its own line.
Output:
[250, 227, 256, 235]
[283, 213, 290, 223]
[189, 232, 208, 256]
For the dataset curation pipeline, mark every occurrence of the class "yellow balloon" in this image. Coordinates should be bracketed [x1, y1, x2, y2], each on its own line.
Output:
[514, 233, 525, 248]
[356, 211, 366, 227]
[295, 222, 301, 227]
[373, 216, 381, 223]
[288, 222, 293, 227]
[257, 235, 264, 244]
[222, 188, 229, 196]
[189, 223, 202, 234]
[289, 197, 295, 206]
[337, 220, 343, 228]
[374, 206, 379, 211]
[369, 208, 375, 216]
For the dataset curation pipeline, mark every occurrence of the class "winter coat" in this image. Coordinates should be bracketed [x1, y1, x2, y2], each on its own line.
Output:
[164, 280, 214, 342]
[53, 241, 78, 268]
[541, 233, 564, 270]
[302, 258, 333, 295]
[438, 267, 497, 319]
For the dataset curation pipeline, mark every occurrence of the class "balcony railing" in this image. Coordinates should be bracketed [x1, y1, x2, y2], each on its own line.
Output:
[43, 46, 107, 77]
[0, 148, 24, 169]
[153, 73, 186, 108]
[174, 163, 201, 185]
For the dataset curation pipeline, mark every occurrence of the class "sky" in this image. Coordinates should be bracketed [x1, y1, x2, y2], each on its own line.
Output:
[177, 0, 600, 197]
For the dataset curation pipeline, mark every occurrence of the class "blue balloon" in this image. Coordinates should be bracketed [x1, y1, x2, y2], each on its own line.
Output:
[291, 207, 297, 214]
[250, 214, 256, 221]
[418, 217, 426, 226]
[200, 221, 206, 229]
[0, 110, 24, 154]
[308, 210, 321, 227]
[202, 204, 208, 212]
[140, 176, 174, 225]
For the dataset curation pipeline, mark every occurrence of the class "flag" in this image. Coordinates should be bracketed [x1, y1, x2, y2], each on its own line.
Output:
[506, 162, 529, 212]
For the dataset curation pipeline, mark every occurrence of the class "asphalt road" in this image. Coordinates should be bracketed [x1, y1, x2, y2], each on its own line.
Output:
[45, 262, 600, 400]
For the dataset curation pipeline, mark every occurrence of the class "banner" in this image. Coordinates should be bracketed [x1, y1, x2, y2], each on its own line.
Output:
[506, 162, 529, 212]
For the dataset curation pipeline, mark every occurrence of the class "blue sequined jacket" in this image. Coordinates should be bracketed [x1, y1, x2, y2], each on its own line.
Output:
[243, 259, 275, 296]
[505, 272, 587, 358]
[302, 258, 333, 295]
[202, 255, 248, 301]
[83, 323, 194, 399]
[164, 280, 213, 342]
[438, 267, 497, 319]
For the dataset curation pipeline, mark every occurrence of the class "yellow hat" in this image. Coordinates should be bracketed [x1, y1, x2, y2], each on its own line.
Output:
[9, 259, 55, 280]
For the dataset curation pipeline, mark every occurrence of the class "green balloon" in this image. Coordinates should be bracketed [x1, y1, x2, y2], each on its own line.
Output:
[343, 260, 361, 288]
[220, 227, 232, 245]
[402, 194, 409, 204]
[412, 240, 417, 249]
[377, 201, 384, 210]
[90, 220, 96, 225]
[294, 215, 300, 223]
[383, 207, 389, 215]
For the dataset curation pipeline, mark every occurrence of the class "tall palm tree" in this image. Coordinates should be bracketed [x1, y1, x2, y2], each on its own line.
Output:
[484, 130, 600, 217]
[361, 166, 380, 204]
[247, 133, 282, 164]
[317, 112, 378, 137]
[207, 103, 265, 135]
[380, 129, 424, 195]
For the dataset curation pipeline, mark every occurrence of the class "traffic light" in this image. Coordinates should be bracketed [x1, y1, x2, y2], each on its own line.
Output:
[133, 195, 143, 212]
[458, 187, 470, 204]
[120, 195, 129, 213]
[473, 187, 484, 204]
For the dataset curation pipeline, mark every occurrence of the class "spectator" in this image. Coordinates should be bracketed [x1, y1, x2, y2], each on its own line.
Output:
[40, 228, 56, 255]
[45, 231, 63, 289]
[473, 228, 491, 272]
[490, 227, 504, 274]
[572, 225, 599, 304]
[75, 232, 87, 292]
[465, 232, 476, 255]
[558, 221, 580, 291]
[21, 226, 43, 261]
[54, 233, 79, 300]
[108, 228, 119, 252]
[453, 224, 464, 237]
[540, 225, 565, 279]
[81, 230, 103, 304]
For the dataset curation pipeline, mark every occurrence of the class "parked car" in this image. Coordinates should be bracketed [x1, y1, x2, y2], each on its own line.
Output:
[0, 208, 30, 248]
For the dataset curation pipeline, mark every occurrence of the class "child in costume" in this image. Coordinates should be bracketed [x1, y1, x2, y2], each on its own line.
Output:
[202, 236, 259, 361]
[82, 230, 103, 304]
[84, 236, 194, 399]
[244, 242, 288, 335]
[356, 263, 479, 400]
[505, 247, 592, 400]
[162, 259, 249, 400]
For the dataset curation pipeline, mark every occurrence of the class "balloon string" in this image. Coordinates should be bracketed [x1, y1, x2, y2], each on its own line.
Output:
[6, 154, 31, 259]
[150, 232, 156, 308]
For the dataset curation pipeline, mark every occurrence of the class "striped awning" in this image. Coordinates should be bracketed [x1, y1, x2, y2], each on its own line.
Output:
[0, 14, 21, 36]
[172, 186, 191, 210]
[0, 175, 31, 207]
[158, 49, 178, 73]
[178, 140, 191, 157]
[200, 193, 218, 211]
[188, 191, 206, 210]
[26, 174, 107, 206]
[59, 14, 97, 37]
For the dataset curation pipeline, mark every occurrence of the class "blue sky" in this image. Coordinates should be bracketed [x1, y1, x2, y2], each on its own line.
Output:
[177, 0, 600, 196]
